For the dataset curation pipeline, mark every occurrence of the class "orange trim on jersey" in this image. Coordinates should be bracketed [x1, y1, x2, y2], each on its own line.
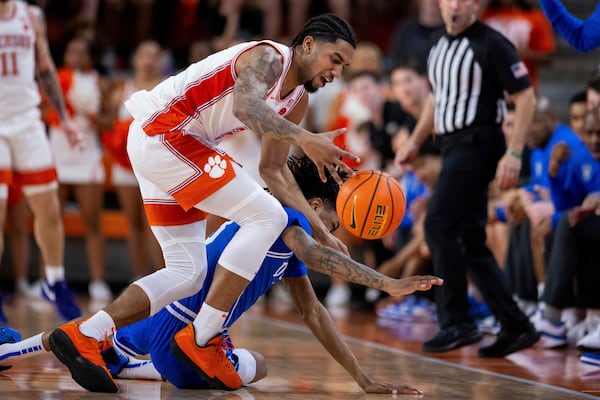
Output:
[161, 131, 237, 211]
[142, 64, 235, 136]
[14, 167, 57, 186]
[102, 118, 133, 169]
[0, 169, 12, 184]
[144, 202, 207, 226]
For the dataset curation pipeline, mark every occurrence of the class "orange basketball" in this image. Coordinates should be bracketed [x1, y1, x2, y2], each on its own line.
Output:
[336, 170, 406, 240]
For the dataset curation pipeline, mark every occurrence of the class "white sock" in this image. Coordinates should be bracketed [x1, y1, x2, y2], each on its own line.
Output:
[45, 265, 65, 285]
[0, 333, 45, 367]
[116, 357, 163, 381]
[192, 303, 227, 346]
[78, 310, 116, 341]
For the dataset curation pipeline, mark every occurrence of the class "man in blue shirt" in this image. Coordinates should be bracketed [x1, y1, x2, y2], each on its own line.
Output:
[0, 156, 442, 395]
[536, 109, 600, 350]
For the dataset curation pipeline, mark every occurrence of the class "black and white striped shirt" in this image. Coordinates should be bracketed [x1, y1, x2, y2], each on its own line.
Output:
[427, 21, 531, 135]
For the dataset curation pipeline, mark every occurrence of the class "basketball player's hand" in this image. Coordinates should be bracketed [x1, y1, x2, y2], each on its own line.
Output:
[394, 140, 418, 169]
[384, 275, 443, 297]
[362, 382, 423, 396]
[496, 152, 521, 189]
[300, 128, 359, 185]
[549, 141, 571, 177]
[61, 119, 85, 150]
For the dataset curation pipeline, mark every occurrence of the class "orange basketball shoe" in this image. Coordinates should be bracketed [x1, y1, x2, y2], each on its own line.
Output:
[170, 324, 242, 390]
[49, 321, 119, 393]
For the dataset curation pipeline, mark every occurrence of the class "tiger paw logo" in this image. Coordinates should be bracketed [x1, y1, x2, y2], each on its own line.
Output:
[204, 155, 228, 178]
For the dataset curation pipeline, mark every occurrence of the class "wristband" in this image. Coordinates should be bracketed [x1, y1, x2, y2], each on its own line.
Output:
[505, 149, 522, 161]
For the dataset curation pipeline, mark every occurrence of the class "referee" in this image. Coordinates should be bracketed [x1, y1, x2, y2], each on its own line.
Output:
[395, 0, 539, 357]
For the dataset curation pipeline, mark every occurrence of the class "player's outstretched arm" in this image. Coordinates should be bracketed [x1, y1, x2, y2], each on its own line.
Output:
[539, 0, 600, 52]
[282, 225, 443, 296]
[284, 276, 423, 395]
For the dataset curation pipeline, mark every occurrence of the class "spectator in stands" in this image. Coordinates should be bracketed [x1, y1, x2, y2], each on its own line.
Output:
[46, 35, 111, 303]
[568, 90, 588, 138]
[100, 40, 164, 281]
[387, 0, 443, 72]
[482, 0, 555, 91]
[534, 108, 600, 350]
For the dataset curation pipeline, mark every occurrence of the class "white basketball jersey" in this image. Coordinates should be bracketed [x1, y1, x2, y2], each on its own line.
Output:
[125, 40, 305, 147]
[0, 0, 39, 120]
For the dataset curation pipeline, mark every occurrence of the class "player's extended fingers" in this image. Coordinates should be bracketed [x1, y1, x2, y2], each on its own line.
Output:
[325, 163, 345, 186]
[332, 158, 356, 180]
[364, 382, 423, 395]
[315, 163, 328, 183]
[335, 147, 360, 163]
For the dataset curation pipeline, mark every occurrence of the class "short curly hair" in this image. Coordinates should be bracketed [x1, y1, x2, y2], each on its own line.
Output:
[286, 155, 346, 209]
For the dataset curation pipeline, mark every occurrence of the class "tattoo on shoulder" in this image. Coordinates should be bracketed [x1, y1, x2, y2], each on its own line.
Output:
[233, 46, 303, 141]
[236, 47, 283, 97]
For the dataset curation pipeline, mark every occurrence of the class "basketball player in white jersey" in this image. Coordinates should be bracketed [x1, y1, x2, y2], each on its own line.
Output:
[0, 0, 82, 324]
[49, 14, 360, 393]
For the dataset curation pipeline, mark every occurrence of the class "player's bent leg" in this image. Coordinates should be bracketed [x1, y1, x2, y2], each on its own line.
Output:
[49, 322, 118, 393]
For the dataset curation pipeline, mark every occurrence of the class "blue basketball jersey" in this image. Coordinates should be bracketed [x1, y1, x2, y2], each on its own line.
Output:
[114, 207, 311, 388]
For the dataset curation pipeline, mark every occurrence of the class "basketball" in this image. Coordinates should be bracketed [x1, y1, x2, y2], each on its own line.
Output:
[336, 170, 406, 240]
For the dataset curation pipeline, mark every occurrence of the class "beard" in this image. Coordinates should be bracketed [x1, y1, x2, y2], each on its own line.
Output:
[304, 81, 318, 93]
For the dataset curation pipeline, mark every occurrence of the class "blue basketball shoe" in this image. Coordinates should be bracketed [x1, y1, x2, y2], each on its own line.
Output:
[41, 279, 82, 321]
[0, 326, 23, 372]
[101, 346, 130, 377]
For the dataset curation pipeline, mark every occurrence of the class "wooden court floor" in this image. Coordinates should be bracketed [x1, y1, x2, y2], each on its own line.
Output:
[0, 294, 599, 399]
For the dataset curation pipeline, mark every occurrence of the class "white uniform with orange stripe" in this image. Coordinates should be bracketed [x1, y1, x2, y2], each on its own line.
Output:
[124, 40, 303, 314]
[48, 67, 104, 184]
[0, 0, 57, 198]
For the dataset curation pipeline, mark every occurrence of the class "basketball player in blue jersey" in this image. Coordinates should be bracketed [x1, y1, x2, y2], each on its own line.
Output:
[0, 156, 442, 395]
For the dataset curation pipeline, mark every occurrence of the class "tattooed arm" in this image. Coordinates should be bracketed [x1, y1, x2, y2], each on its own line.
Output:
[283, 274, 423, 395]
[281, 224, 443, 296]
[28, 5, 82, 148]
[233, 44, 357, 184]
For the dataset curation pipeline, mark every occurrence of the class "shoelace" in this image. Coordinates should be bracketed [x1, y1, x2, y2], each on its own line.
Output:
[220, 331, 239, 370]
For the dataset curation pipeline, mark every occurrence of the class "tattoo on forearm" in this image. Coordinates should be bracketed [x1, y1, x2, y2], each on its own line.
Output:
[38, 69, 67, 120]
[291, 228, 386, 289]
[234, 48, 304, 144]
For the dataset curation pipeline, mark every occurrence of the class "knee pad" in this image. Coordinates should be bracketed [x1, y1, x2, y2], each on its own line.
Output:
[136, 223, 207, 315]
[219, 191, 287, 280]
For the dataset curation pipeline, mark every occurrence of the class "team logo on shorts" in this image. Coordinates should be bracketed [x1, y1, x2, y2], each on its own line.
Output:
[204, 155, 228, 178]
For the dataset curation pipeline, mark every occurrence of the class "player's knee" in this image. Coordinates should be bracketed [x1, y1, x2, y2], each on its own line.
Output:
[261, 200, 287, 234]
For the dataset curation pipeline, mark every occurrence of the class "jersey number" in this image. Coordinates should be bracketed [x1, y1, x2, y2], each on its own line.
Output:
[1, 52, 18, 76]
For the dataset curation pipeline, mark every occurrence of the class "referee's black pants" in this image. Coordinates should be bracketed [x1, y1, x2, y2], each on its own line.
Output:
[424, 127, 528, 332]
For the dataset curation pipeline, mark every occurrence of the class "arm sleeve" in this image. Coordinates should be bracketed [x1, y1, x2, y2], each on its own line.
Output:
[539, 0, 600, 52]
[488, 33, 532, 94]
